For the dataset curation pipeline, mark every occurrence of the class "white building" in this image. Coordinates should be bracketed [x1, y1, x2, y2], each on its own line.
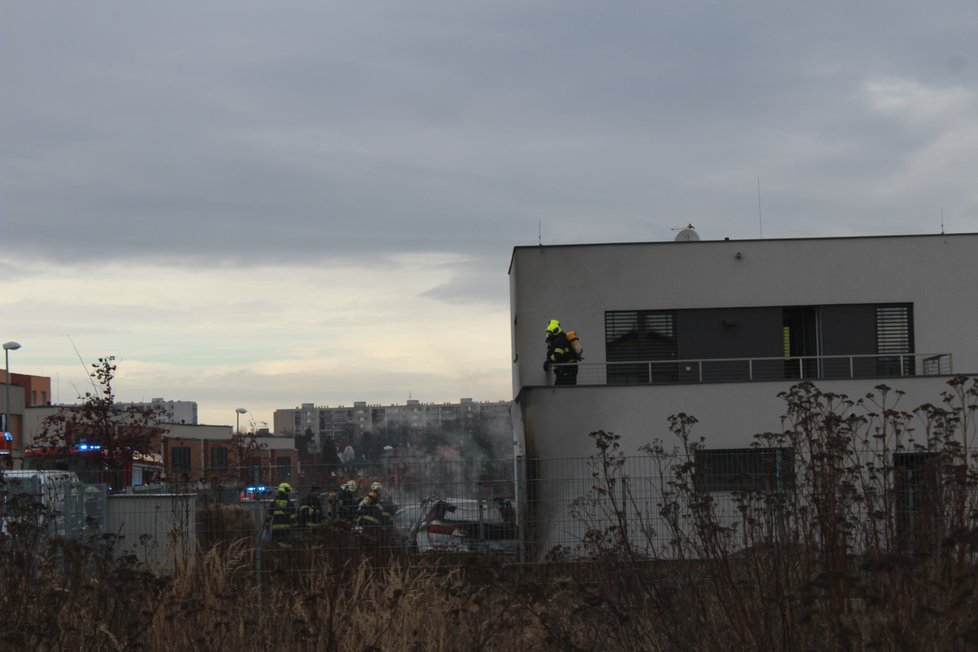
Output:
[509, 231, 978, 557]
[120, 398, 198, 425]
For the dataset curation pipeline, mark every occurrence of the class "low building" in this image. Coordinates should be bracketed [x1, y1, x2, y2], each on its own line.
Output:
[509, 231, 978, 557]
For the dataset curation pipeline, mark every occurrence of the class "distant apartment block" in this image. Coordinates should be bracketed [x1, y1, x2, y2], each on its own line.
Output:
[274, 398, 512, 449]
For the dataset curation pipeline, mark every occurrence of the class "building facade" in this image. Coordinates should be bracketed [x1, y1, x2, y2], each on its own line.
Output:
[0, 372, 52, 455]
[21, 403, 297, 490]
[163, 423, 298, 487]
[274, 398, 512, 453]
[509, 232, 978, 557]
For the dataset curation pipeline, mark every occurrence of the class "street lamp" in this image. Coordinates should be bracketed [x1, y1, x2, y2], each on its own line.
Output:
[234, 407, 250, 486]
[3, 341, 22, 446]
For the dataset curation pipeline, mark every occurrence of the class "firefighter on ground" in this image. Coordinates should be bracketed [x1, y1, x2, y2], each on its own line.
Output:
[357, 482, 392, 528]
[298, 485, 324, 531]
[331, 480, 360, 521]
[544, 319, 579, 385]
[266, 482, 297, 541]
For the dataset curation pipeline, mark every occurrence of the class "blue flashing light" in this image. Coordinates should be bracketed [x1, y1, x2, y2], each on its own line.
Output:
[3, 433, 11, 442]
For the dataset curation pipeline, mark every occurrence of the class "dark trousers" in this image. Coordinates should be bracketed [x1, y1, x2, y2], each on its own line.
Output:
[554, 366, 578, 385]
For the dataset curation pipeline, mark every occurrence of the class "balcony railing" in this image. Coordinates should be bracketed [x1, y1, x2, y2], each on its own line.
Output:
[552, 353, 953, 386]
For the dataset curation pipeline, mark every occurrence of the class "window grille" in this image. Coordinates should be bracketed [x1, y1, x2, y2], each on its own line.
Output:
[693, 447, 794, 493]
[605, 310, 677, 384]
[876, 304, 914, 376]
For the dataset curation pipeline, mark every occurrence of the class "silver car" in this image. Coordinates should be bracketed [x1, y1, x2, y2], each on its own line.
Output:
[414, 496, 518, 553]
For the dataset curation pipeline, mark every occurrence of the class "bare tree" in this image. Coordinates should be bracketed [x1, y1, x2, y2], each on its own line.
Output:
[35, 357, 165, 475]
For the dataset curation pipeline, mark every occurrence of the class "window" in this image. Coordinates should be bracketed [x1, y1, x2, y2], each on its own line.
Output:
[693, 448, 794, 493]
[275, 456, 291, 483]
[170, 446, 191, 475]
[605, 310, 678, 384]
[876, 304, 915, 376]
[210, 447, 228, 471]
[894, 452, 939, 552]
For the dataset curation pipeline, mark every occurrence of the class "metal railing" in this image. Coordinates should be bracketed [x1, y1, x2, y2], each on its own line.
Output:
[553, 352, 953, 386]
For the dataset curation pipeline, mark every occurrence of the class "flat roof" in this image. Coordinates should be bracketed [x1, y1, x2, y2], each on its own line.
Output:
[508, 231, 978, 274]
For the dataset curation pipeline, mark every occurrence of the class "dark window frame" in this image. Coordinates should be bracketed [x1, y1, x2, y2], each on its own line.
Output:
[605, 310, 678, 384]
[210, 446, 228, 471]
[170, 446, 192, 474]
[876, 304, 915, 376]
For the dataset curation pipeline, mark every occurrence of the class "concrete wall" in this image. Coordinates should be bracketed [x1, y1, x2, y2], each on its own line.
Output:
[516, 375, 956, 459]
[106, 493, 197, 572]
[515, 375, 969, 558]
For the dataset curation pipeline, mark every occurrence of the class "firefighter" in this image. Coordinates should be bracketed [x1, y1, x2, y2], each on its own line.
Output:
[266, 482, 296, 542]
[357, 482, 392, 528]
[544, 319, 579, 385]
[298, 486, 324, 531]
[336, 480, 360, 521]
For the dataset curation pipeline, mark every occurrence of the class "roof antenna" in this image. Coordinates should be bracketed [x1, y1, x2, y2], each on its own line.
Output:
[538, 219, 542, 246]
[941, 207, 945, 235]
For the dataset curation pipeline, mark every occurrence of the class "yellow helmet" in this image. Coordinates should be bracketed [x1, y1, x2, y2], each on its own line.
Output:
[277, 482, 293, 494]
[371, 481, 382, 491]
[546, 319, 561, 334]
[344, 480, 359, 492]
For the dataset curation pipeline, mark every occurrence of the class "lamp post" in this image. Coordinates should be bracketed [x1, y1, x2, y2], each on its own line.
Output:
[234, 408, 249, 486]
[3, 342, 22, 446]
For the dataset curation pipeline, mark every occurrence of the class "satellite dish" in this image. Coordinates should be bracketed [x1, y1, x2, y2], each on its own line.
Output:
[674, 224, 700, 242]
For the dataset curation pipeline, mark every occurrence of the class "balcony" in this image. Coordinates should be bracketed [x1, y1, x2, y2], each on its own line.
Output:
[553, 353, 953, 386]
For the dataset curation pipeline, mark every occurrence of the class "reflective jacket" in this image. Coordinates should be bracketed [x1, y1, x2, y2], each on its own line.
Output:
[546, 330, 576, 365]
[298, 494, 323, 528]
[356, 491, 391, 528]
[269, 492, 296, 530]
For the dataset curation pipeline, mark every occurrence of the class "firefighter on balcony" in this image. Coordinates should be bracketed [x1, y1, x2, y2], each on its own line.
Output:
[544, 319, 580, 385]
[266, 482, 297, 542]
[298, 485, 324, 532]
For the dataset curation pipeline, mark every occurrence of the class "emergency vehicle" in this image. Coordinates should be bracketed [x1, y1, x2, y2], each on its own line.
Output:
[22, 443, 163, 492]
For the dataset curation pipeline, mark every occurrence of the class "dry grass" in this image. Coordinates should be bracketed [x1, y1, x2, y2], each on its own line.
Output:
[7, 379, 978, 650]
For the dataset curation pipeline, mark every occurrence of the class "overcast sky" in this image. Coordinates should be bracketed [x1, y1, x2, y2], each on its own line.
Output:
[2, 1, 977, 429]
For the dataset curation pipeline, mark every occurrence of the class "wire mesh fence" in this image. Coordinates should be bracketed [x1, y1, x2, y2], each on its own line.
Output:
[1, 444, 966, 579]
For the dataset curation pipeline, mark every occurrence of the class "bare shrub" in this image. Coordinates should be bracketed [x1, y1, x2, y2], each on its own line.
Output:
[562, 378, 978, 650]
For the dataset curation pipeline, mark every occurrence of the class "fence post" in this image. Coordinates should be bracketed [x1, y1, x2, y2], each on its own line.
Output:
[620, 476, 628, 545]
[515, 455, 526, 565]
[255, 501, 264, 611]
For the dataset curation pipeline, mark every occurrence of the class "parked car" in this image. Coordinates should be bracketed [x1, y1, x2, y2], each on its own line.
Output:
[414, 496, 518, 554]
[391, 502, 424, 544]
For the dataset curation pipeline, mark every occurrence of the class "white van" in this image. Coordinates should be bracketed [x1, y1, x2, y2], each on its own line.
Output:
[1, 470, 84, 537]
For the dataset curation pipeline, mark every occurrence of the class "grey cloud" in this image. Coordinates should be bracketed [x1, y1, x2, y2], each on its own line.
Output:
[4, 1, 978, 271]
